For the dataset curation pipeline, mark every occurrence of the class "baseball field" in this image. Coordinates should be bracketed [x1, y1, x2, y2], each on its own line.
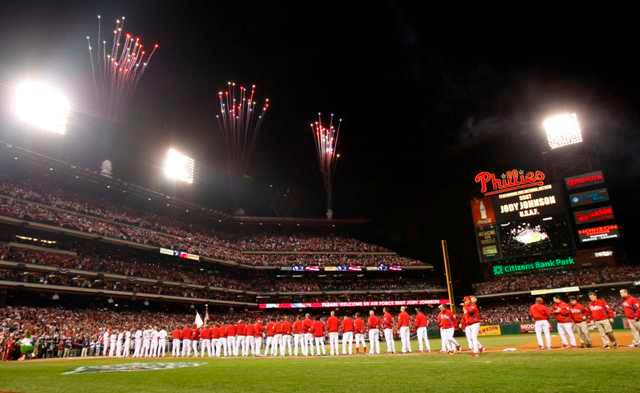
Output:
[1, 333, 638, 393]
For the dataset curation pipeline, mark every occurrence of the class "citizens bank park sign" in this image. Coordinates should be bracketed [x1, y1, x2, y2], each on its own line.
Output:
[474, 169, 562, 220]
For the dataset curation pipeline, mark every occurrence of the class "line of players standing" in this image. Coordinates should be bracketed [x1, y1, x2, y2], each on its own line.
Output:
[96, 296, 486, 359]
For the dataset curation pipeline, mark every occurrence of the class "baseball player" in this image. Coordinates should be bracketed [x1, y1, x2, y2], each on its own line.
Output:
[150, 327, 160, 357]
[462, 296, 481, 356]
[398, 306, 411, 353]
[181, 325, 192, 357]
[569, 296, 592, 348]
[264, 318, 276, 356]
[171, 326, 182, 356]
[200, 325, 212, 357]
[354, 312, 366, 353]
[414, 307, 430, 352]
[620, 289, 640, 347]
[437, 304, 457, 354]
[382, 307, 396, 354]
[280, 316, 293, 356]
[327, 311, 340, 356]
[303, 314, 314, 356]
[134, 328, 143, 357]
[588, 292, 617, 348]
[253, 319, 263, 356]
[529, 297, 552, 350]
[235, 320, 246, 357]
[552, 296, 577, 348]
[341, 313, 354, 355]
[312, 317, 326, 356]
[123, 330, 131, 357]
[244, 320, 255, 357]
[367, 310, 380, 355]
[292, 315, 305, 356]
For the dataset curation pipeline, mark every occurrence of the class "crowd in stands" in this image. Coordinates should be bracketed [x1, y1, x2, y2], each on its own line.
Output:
[472, 266, 640, 295]
[0, 179, 423, 267]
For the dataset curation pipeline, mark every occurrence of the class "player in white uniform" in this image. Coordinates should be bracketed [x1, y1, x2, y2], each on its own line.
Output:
[142, 327, 152, 357]
[133, 329, 143, 357]
[123, 331, 131, 357]
[108, 331, 117, 357]
[158, 328, 168, 357]
[150, 328, 160, 357]
[102, 329, 110, 356]
[115, 331, 124, 357]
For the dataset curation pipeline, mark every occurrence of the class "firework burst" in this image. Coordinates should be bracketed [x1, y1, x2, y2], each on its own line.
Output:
[310, 112, 341, 218]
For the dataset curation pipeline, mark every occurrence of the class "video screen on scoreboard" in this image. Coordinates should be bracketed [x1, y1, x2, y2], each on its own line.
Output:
[498, 215, 572, 258]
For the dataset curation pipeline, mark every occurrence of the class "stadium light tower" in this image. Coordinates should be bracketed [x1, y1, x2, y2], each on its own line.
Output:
[13, 80, 71, 135]
[163, 147, 195, 184]
[542, 112, 582, 150]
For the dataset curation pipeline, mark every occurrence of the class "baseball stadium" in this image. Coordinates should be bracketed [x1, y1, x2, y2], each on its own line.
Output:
[1, 2, 639, 393]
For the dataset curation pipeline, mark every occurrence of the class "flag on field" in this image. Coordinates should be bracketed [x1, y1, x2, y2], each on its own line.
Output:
[194, 311, 204, 328]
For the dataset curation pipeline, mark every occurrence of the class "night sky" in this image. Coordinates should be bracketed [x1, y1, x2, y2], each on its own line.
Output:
[1, 2, 640, 286]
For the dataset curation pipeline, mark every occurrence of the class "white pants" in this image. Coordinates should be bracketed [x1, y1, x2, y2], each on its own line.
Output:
[535, 320, 551, 349]
[108, 342, 116, 357]
[115, 341, 123, 357]
[304, 333, 314, 356]
[342, 331, 354, 355]
[440, 328, 457, 352]
[142, 340, 150, 357]
[171, 339, 180, 356]
[200, 339, 212, 357]
[293, 334, 304, 356]
[264, 337, 274, 356]
[191, 339, 199, 357]
[123, 340, 131, 357]
[464, 323, 481, 354]
[254, 337, 262, 356]
[235, 336, 245, 357]
[383, 328, 395, 353]
[314, 337, 326, 355]
[102, 340, 109, 356]
[182, 339, 191, 356]
[227, 336, 236, 357]
[158, 340, 166, 357]
[244, 336, 253, 356]
[416, 327, 430, 352]
[280, 335, 292, 356]
[133, 339, 142, 357]
[368, 329, 380, 354]
[150, 340, 159, 357]
[271, 334, 281, 356]
[329, 332, 340, 356]
[216, 338, 227, 357]
[557, 322, 577, 347]
[399, 326, 411, 353]
[355, 333, 366, 351]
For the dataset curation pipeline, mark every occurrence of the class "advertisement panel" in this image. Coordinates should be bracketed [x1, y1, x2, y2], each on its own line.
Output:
[159, 248, 200, 261]
[569, 188, 610, 208]
[573, 206, 614, 225]
[258, 299, 449, 309]
[565, 171, 605, 190]
[577, 224, 620, 243]
[493, 184, 564, 222]
[492, 257, 575, 277]
[479, 325, 502, 336]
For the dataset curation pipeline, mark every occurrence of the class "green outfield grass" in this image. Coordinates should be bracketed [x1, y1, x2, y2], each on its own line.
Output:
[1, 335, 638, 393]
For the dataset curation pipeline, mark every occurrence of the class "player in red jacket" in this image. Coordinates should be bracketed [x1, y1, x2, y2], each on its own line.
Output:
[244, 321, 255, 357]
[620, 289, 640, 347]
[414, 307, 431, 353]
[569, 296, 592, 348]
[437, 304, 458, 354]
[382, 307, 396, 354]
[264, 318, 276, 356]
[552, 296, 577, 348]
[302, 313, 314, 356]
[280, 316, 293, 356]
[397, 307, 411, 353]
[327, 311, 340, 356]
[253, 319, 264, 356]
[341, 314, 355, 355]
[200, 325, 212, 357]
[181, 325, 193, 357]
[226, 323, 237, 356]
[235, 320, 246, 357]
[529, 297, 552, 350]
[367, 310, 381, 355]
[462, 296, 481, 356]
[353, 312, 366, 353]
[292, 315, 305, 356]
[588, 292, 617, 348]
[312, 317, 326, 356]
[171, 327, 182, 357]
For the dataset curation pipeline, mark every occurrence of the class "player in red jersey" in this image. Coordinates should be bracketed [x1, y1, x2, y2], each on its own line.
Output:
[367, 310, 381, 355]
[327, 311, 340, 356]
[253, 319, 264, 356]
[341, 313, 355, 355]
[264, 318, 276, 356]
[462, 296, 481, 356]
[191, 325, 200, 357]
[530, 297, 551, 350]
[312, 317, 326, 356]
[210, 323, 220, 356]
[552, 296, 577, 348]
[302, 313, 314, 356]
[280, 316, 293, 356]
[414, 307, 431, 352]
[245, 321, 255, 356]
[382, 307, 396, 353]
[353, 312, 366, 353]
[181, 325, 192, 357]
[588, 292, 617, 348]
[292, 315, 305, 356]
[437, 304, 457, 354]
[620, 289, 640, 347]
[235, 320, 246, 357]
[272, 319, 284, 356]
[171, 326, 182, 357]
[200, 325, 213, 357]
[397, 306, 411, 353]
[569, 296, 592, 348]
[226, 322, 237, 356]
